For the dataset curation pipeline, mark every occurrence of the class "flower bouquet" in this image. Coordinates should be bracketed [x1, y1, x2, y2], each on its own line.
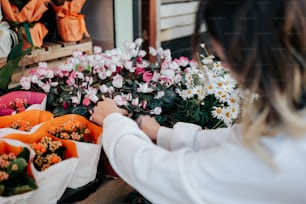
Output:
[0, 139, 37, 204]
[51, 0, 89, 42]
[0, 110, 53, 136]
[1, 0, 50, 48]
[0, 91, 47, 116]
[37, 114, 103, 188]
[19, 39, 243, 129]
[3, 133, 78, 204]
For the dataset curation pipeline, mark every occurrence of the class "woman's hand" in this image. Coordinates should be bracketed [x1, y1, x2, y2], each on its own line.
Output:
[136, 115, 160, 141]
[91, 98, 128, 126]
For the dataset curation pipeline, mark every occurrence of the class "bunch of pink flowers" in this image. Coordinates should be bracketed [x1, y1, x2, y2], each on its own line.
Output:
[19, 39, 243, 128]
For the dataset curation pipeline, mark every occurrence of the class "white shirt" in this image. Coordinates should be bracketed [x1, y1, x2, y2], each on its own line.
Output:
[102, 113, 306, 204]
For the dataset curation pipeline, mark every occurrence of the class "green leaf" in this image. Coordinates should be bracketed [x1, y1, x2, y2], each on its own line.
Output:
[11, 185, 35, 196]
[0, 185, 4, 196]
[0, 45, 32, 90]
[17, 148, 30, 162]
[7, 158, 27, 174]
[71, 106, 90, 117]
[52, 106, 67, 117]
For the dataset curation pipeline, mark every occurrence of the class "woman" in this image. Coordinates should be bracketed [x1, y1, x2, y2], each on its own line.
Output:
[91, 0, 306, 203]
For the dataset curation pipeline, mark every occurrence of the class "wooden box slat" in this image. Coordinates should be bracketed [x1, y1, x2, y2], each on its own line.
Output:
[161, 13, 195, 30]
[160, 1, 199, 18]
[19, 38, 92, 67]
[1, 39, 92, 69]
[1, 38, 93, 88]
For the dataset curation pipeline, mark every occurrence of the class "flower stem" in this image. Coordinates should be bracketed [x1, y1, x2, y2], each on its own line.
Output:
[212, 120, 222, 129]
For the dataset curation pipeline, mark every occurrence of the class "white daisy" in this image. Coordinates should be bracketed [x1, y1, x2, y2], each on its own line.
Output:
[211, 106, 224, 120]
[222, 107, 234, 127]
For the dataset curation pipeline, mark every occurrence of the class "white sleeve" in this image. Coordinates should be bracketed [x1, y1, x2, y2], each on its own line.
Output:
[157, 122, 240, 151]
[102, 113, 202, 203]
[102, 113, 294, 204]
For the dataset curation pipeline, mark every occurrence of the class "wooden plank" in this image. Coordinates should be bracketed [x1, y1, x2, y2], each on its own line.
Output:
[5, 39, 93, 88]
[19, 40, 92, 66]
[43, 42, 62, 51]
[1, 39, 93, 69]
[161, 13, 195, 30]
[160, 23, 206, 42]
[161, 1, 199, 18]
[162, 0, 195, 4]
[9, 57, 71, 89]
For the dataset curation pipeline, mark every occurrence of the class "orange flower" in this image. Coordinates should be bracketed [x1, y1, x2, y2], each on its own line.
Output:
[60, 132, 70, 139]
[31, 143, 47, 154]
[30, 136, 66, 171]
[48, 119, 92, 142]
[0, 171, 9, 181]
[50, 155, 62, 164]
[48, 126, 58, 135]
[9, 98, 28, 113]
[10, 120, 32, 131]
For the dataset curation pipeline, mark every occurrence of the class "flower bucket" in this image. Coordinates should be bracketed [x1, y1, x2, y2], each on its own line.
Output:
[0, 91, 47, 116]
[52, 0, 89, 42]
[0, 110, 54, 136]
[37, 114, 103, 188]
[1, 0, 50, 47]
[0, 139, 37, 204]
[3, 133, 78, 204]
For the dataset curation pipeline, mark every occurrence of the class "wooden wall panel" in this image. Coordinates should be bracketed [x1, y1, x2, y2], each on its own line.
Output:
[159, 1, 205, 42]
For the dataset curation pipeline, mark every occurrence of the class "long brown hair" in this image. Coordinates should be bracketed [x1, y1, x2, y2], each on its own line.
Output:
[194, 0, 306, 157]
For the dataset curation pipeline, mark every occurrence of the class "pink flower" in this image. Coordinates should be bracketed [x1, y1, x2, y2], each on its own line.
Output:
[135, 67, 145, 75]
[41, 83, 51, 93]
[63, 101, 69, 109]
[94, 46, 102, 54]
[71, 91, 81, 105]
[189, 59, 198, 68]
[112, 74, 123, 88]
[136, 56, 142, 64]
[132, 98, 139, 106]
[179, 56, 189, 67]
[143, 71, 153, 82]
[142, 100, 147, 109]
[82, 97, 91, 106]
[66, 77, 75, 86]
[20, 77, 31, 90]
[36, 67, 48, 77]
[85, 87, 99, 103]
[38, 62, 48, 69]
[17, 106, 26, 112]
[151, 106, 162, 115]
[113, 95, 129, 106]
[70, 70, 77, 79]
[149, 47, 157, 56]
[137, 83, 154, 93]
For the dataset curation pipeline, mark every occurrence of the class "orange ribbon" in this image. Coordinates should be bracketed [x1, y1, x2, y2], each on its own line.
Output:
[57, 14, 89, 42]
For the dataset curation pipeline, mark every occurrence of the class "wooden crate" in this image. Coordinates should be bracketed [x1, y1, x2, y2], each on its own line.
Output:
[0, 38, 92, 69]
[0, 38, 93, 87]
